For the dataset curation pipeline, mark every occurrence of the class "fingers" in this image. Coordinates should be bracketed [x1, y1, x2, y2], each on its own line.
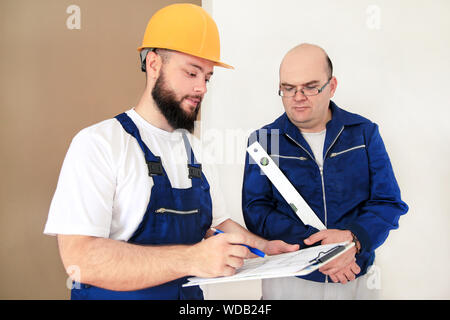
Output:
[264, 240, 300, 255]
[329, 274, 339, 283]
[335, 272, 349, 284]
[327, 262, 360, 284]
[350, 262, 361, 275]
[328, 271, 348, 284]
[224, 233, 258, 250]
[343, 268, 356, 282]
[226, 255, 245, 269]
[305, 229, 353, 246]
[228, 243, 250, 259]
[319, 251, 355, 275]
[221, 266, 237, 277]
[329, 270, 354, 284]
[192, 233, 251, 278]
[304, 230, 328, 245]
[286, 243, 300, 252]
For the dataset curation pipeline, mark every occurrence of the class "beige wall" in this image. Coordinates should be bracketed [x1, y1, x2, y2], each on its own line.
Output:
[0, 0, 201, 299]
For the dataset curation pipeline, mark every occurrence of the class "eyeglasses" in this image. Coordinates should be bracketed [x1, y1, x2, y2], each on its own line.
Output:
[278, 78, 332, 97]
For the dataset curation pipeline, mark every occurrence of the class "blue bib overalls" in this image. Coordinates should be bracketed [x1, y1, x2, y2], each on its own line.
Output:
[71, 113, 212, 300]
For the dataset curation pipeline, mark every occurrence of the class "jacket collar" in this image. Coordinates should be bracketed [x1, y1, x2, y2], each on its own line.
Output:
[276, 100, 369, 161]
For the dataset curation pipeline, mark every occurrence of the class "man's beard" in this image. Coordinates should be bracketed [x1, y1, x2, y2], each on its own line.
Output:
[151, 72, 201, 133]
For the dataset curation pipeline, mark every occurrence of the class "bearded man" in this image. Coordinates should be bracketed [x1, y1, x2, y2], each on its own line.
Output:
[44, 4, 297, 300]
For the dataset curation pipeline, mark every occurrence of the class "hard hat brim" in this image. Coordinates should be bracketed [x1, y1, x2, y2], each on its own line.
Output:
[210, 60, 234, 70]
[137, 46, 234, 70]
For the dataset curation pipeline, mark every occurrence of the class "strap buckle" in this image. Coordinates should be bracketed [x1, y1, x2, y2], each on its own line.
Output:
[188, 164, 202, 179]
[147, 157, 164, 176]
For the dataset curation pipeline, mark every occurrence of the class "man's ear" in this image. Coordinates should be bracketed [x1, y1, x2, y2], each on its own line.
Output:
[329, 76, 338, 97]
[145, 50, 163, 80]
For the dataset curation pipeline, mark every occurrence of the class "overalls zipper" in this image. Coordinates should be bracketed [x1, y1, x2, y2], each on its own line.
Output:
[155, 208, 199, 214]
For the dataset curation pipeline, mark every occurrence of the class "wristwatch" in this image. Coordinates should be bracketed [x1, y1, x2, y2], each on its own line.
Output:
[350, 232, 361, 254]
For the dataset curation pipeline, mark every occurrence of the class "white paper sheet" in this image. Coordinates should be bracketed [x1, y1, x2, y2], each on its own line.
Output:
[183, 242, 353, 287]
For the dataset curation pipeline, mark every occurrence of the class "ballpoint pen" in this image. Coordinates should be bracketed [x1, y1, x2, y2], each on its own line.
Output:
[211, 227, 266, 258]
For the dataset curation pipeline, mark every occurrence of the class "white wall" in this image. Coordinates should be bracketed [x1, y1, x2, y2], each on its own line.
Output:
[201, 0, 450, 299]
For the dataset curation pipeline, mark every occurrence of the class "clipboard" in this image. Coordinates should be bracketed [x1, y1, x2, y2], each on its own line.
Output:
[183, 242, 354, 287]
[298, 242, 354, 275]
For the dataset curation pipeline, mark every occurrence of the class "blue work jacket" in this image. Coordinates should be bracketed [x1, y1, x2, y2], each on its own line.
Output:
[242, 101, 408, 282]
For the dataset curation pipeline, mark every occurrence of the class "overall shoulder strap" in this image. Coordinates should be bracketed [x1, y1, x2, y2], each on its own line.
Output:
[182, 133, 204, 186]
[115, 113, 166, 178]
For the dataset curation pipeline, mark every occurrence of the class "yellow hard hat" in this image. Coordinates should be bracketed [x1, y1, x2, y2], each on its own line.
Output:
[138, 3, 233, 69]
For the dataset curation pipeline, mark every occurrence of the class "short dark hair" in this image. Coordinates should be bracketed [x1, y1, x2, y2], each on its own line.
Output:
[140, 48, 172, 72]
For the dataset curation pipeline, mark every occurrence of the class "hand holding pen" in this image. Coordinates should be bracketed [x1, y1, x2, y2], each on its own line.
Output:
[186, 226, 298, 279]
[187, 229, 263, 278]
[211, 228, 266, 258]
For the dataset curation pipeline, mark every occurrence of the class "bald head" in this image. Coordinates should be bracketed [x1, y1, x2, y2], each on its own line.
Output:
[280, 43, 332, 80]
[278, 43, 337, 133]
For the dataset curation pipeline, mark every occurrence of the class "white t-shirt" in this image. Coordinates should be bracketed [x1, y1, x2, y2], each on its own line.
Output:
[44, 108, 229, 241]
[301, 129, 326, 168]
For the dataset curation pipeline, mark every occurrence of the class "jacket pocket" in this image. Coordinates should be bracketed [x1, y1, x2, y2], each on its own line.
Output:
[155, 208, 199, 215]
[329, 145, 366, 158]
